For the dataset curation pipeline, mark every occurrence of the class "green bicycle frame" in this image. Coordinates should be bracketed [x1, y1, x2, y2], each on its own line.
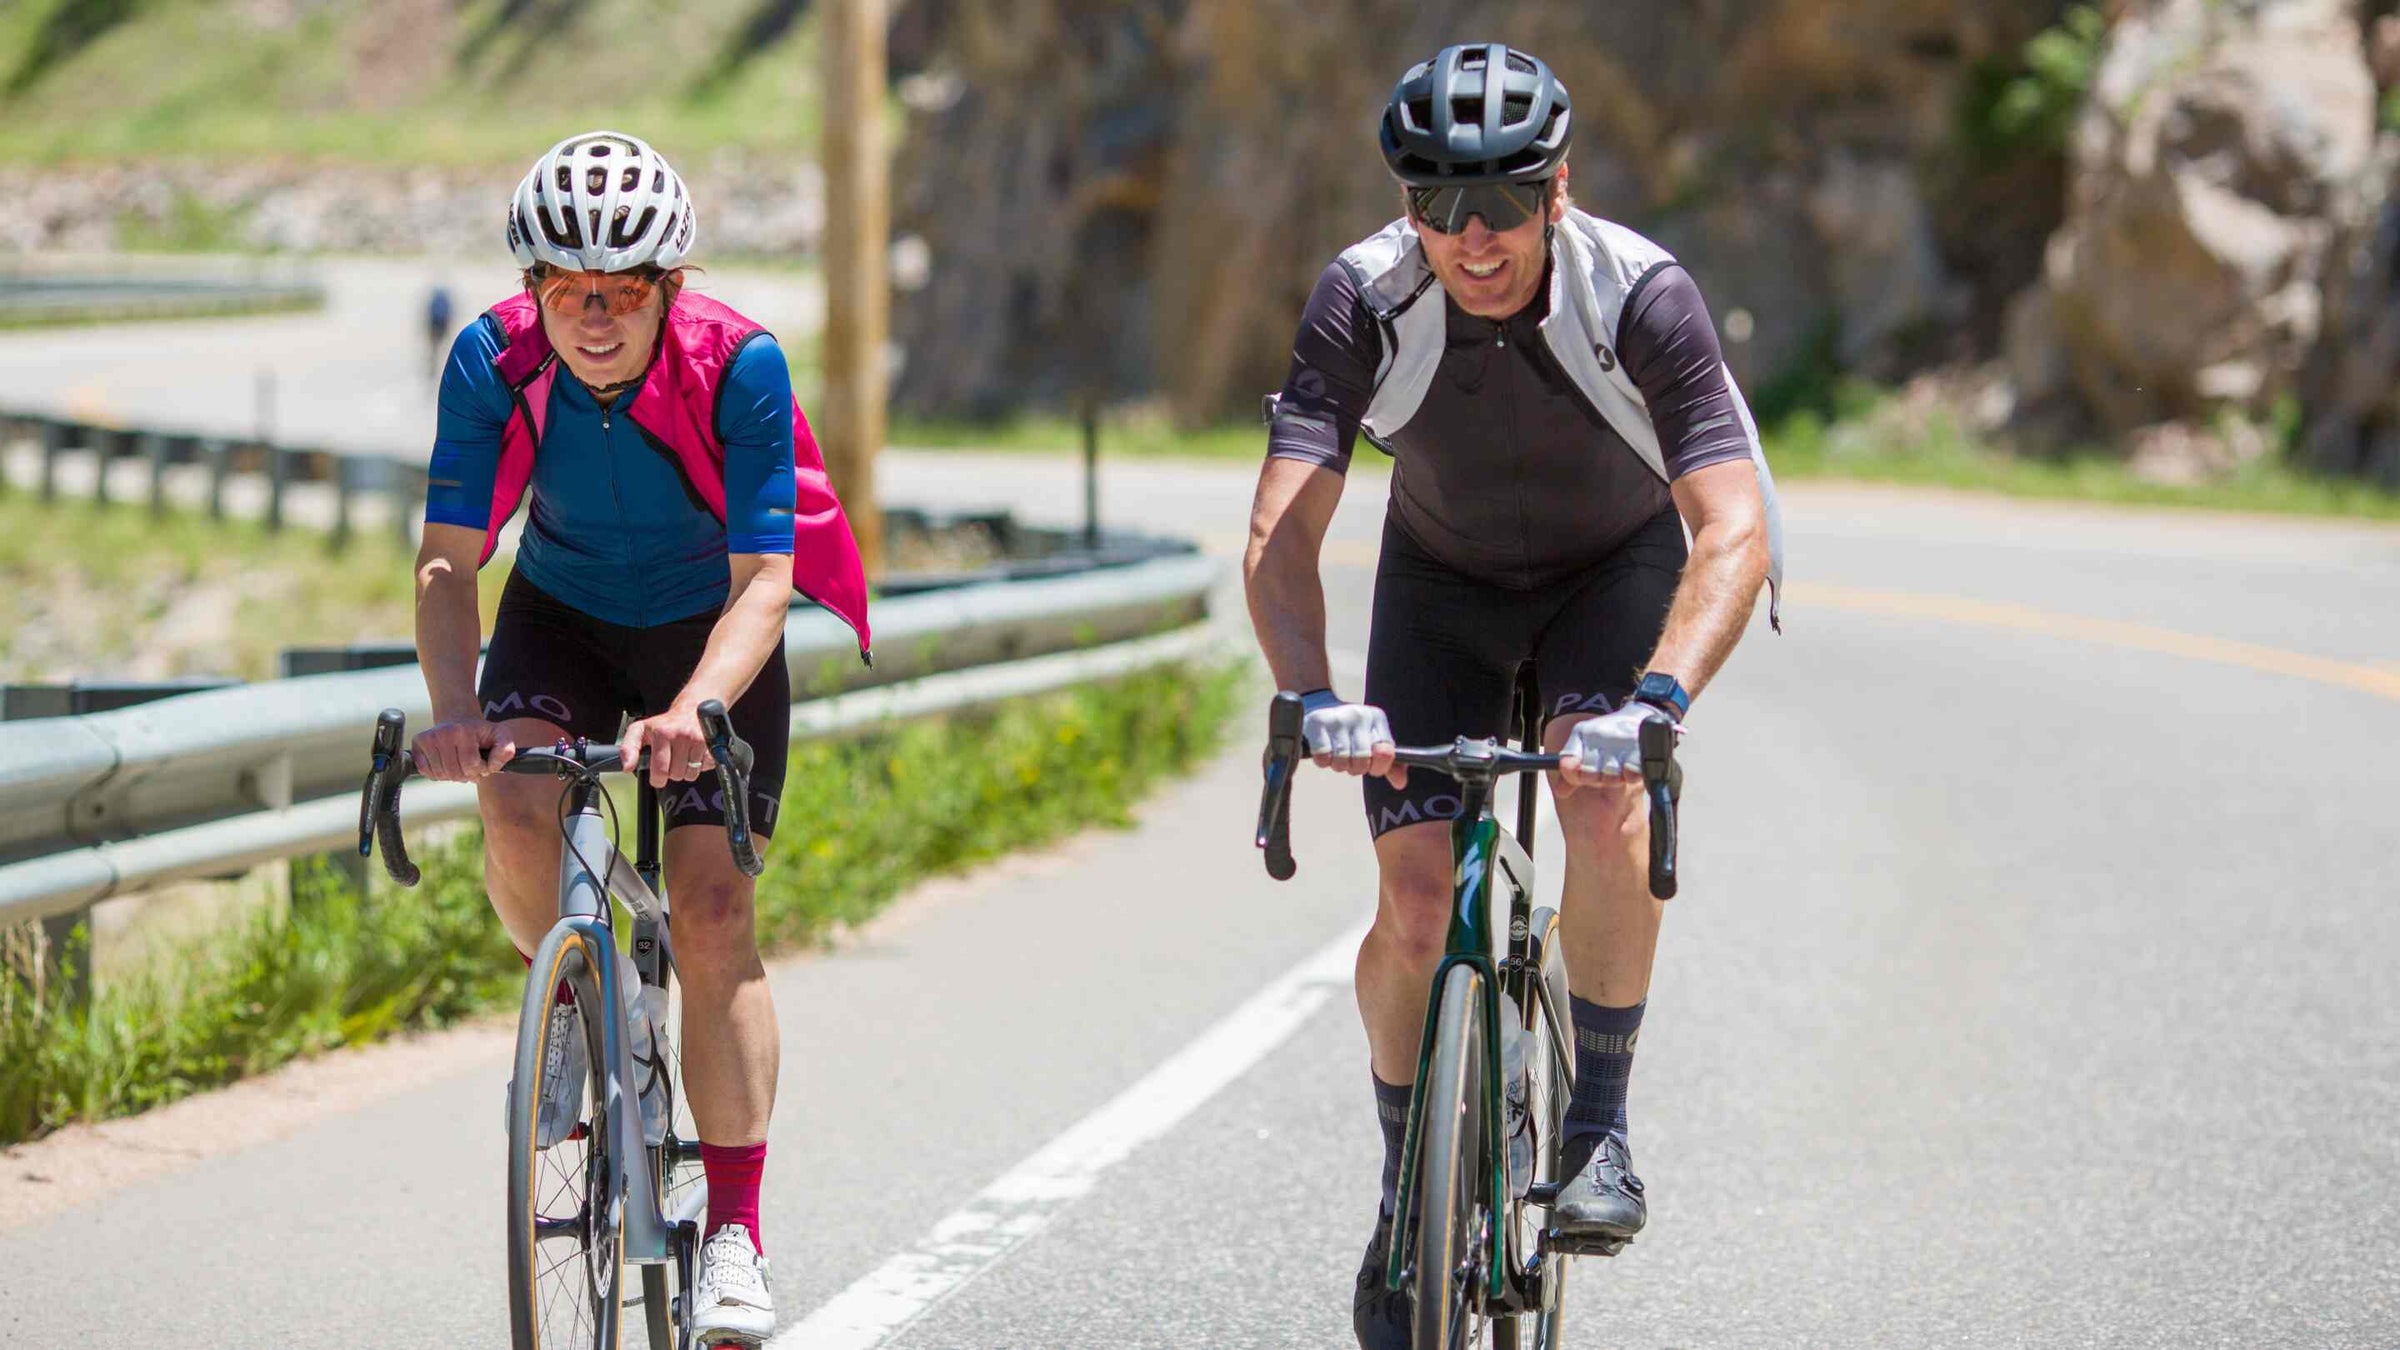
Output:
[1386, 800, 1537, 1302]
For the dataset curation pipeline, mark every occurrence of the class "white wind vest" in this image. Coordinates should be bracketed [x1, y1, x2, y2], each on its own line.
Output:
[1335, 208, 1784, 628]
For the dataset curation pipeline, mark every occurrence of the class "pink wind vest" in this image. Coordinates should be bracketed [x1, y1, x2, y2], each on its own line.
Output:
[481, 291, 872, 660]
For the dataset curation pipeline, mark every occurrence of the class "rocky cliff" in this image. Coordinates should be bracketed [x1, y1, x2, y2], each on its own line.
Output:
[892, 0, 2069, 423]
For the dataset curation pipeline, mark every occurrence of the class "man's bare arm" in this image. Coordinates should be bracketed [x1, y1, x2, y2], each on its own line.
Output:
[1243, 457, 1346, 694]
[1646, 459, 1771, 701]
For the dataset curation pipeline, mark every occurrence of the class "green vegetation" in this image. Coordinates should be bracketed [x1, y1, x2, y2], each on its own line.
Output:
[0, 660, 1241, 1145]
[1766, 389, 2400, 521]
[0, 491, 497, 682]
[0, 0, 820, 165]
[892, 412, 1275, 464]
[894, 393, 2400, 521]
[1961, 5, 2108, 167]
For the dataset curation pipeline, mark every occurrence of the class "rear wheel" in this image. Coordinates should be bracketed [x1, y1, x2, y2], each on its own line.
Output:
[1412, 962, 1490, 1350]
[508, 931, 624, 1350]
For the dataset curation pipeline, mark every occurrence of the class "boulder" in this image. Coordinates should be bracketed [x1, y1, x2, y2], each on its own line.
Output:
[890, 0, 2062, 423]
[2020, 0, 2378, 434]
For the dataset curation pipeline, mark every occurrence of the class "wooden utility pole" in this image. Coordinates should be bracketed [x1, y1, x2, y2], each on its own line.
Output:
[819, 0, 889, 573]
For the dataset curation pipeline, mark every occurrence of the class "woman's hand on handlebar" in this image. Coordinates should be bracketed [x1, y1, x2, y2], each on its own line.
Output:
[411, 716, 517, 782]
[621, 700, 715, 791]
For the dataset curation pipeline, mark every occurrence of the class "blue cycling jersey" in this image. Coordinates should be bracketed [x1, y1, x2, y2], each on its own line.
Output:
[424, 314, 797, 628]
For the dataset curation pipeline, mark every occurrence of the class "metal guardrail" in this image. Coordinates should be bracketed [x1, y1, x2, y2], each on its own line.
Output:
[0, 553, 1220, 929]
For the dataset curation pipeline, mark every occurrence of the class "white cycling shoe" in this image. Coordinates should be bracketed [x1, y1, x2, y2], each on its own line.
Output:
[506, 999, 589, 1148]
[689, 1224, 775, 1346]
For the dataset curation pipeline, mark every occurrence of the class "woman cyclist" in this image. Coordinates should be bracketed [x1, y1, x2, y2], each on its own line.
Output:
[408, 130, 871, 1347]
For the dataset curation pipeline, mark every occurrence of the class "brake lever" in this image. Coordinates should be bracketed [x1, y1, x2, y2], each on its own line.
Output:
[1257, 691, 1303, 880]
[696, 699, 764, 878]
[1638, 713, 1678, 900]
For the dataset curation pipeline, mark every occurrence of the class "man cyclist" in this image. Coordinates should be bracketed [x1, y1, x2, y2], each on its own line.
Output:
[1241, 45, 1782, 1348]
[407, 130, 871, 1347]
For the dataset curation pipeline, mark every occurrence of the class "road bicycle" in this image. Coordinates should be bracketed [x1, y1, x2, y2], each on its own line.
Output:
[360, 699, 766, 1350]
[1254, 671, 1680, 1350]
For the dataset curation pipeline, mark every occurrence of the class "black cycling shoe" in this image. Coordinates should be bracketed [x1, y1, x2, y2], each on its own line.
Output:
[1353, 1212, 1412, 1350]
[1545, 1131, 1646, 1255]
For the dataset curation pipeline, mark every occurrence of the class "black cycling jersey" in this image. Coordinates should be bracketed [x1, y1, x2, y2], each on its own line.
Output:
[1268, 258, 1749, 590]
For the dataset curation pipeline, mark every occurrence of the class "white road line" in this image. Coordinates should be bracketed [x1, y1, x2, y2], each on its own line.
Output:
[770, 916, 1371, 1350]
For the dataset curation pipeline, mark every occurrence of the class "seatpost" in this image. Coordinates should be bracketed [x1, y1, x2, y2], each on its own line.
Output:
[636, 777, 661, 898]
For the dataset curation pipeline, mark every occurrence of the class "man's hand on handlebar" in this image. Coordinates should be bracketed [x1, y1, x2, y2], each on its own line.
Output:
[1298, 690, 1408, 789]
[1555, 702, 1675, 797]
[621, 700, 717, 791]
[412, 716, 518, 782]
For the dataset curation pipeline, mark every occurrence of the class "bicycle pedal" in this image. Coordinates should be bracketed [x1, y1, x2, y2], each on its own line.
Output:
[1525, 1181, 1562, 1205]
[1541, 1228, 1631, 1258]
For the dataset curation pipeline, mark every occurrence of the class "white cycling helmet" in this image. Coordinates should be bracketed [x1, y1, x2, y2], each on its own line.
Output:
[507, 130, 697, 273]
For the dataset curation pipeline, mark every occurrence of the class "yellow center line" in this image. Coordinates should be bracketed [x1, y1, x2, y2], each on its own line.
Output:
[1204, 533, 2398, 703]
[1791, 582, 2400, 703]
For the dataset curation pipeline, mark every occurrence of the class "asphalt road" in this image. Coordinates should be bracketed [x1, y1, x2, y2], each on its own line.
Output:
[3, 284, 2399, 1347]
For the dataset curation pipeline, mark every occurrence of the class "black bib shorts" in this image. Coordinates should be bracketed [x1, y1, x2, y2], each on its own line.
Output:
[1360, 508, 1685, 838]
[477, 571, 791, 838]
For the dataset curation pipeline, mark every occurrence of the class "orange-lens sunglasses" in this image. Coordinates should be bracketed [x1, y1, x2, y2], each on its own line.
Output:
[532, 268, 661, 317]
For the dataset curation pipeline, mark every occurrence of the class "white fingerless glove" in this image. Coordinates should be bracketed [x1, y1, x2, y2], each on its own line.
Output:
[1298, 689, 1395, 762]
[1561, 702, 1672, 779]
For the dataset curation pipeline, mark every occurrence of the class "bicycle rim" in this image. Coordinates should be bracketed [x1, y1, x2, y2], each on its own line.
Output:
[1497, 908, 1571, 1350]
[508, 935, 625, 1350]
[640, 963, 701, 1350]
[1412, 963, 1489, 1350]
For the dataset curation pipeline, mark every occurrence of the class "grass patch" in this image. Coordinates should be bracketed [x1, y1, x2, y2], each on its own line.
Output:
[891, 411, 1272, 464]
[0, 660, 1241, 1145]
[1764, 400, 2400, 522]
[0, 490, 504, 682]
[0, 0, 821, 167]
[892, 399, 2400, 522]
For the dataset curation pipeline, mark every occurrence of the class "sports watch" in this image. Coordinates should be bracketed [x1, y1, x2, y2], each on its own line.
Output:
[1631, 671, 1690, 722]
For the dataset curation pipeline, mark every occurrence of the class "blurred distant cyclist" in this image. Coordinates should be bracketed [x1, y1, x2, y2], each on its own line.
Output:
[423, 282, 454, 380]
[408, 129, 871, 1347]
[1241, 44, 1781, 1349]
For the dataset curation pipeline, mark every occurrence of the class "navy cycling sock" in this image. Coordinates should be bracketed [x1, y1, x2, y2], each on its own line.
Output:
[1564, 997, 1644, 1146]
[1373, 1074, 1411, 1217]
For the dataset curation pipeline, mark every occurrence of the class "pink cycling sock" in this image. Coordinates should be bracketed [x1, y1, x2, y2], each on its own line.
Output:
[700, 1141, 768, 1251]
[518, 948, 574, 1004]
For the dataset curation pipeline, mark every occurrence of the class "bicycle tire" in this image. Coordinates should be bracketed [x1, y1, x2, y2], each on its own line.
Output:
[508, 931, 625, 1350]
[1412, 962, 1489, 1350]
[1495, 907, 1571, 1350]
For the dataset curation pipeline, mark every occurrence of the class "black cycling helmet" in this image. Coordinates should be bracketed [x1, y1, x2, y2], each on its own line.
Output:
[1379, 43, 1573, 186]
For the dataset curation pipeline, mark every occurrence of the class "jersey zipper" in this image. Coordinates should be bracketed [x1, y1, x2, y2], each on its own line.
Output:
[598, 403, 640, 625]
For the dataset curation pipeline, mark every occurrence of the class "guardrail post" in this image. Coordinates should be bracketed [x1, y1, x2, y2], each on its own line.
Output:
[38, 906, 93, 1011]
[265, 444, 287, 533]
[40, 419, 70, 503]
[144, 432, 171, 517]
[91, 429, 118, 507]
[202, 438, 230, 519]
[394, 465, 425, 549]
[330, 454, 355, 551]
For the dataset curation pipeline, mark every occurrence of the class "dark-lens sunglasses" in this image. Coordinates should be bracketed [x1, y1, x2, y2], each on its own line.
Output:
[1407, 180, 1551, 236]
[532, 268, 661, 317]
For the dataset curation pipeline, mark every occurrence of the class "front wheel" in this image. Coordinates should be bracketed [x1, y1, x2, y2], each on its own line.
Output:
[508, 930, 624, 1350]
[1495, 907, 1571, 1350]
[1412, 963, 1491, 1350]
